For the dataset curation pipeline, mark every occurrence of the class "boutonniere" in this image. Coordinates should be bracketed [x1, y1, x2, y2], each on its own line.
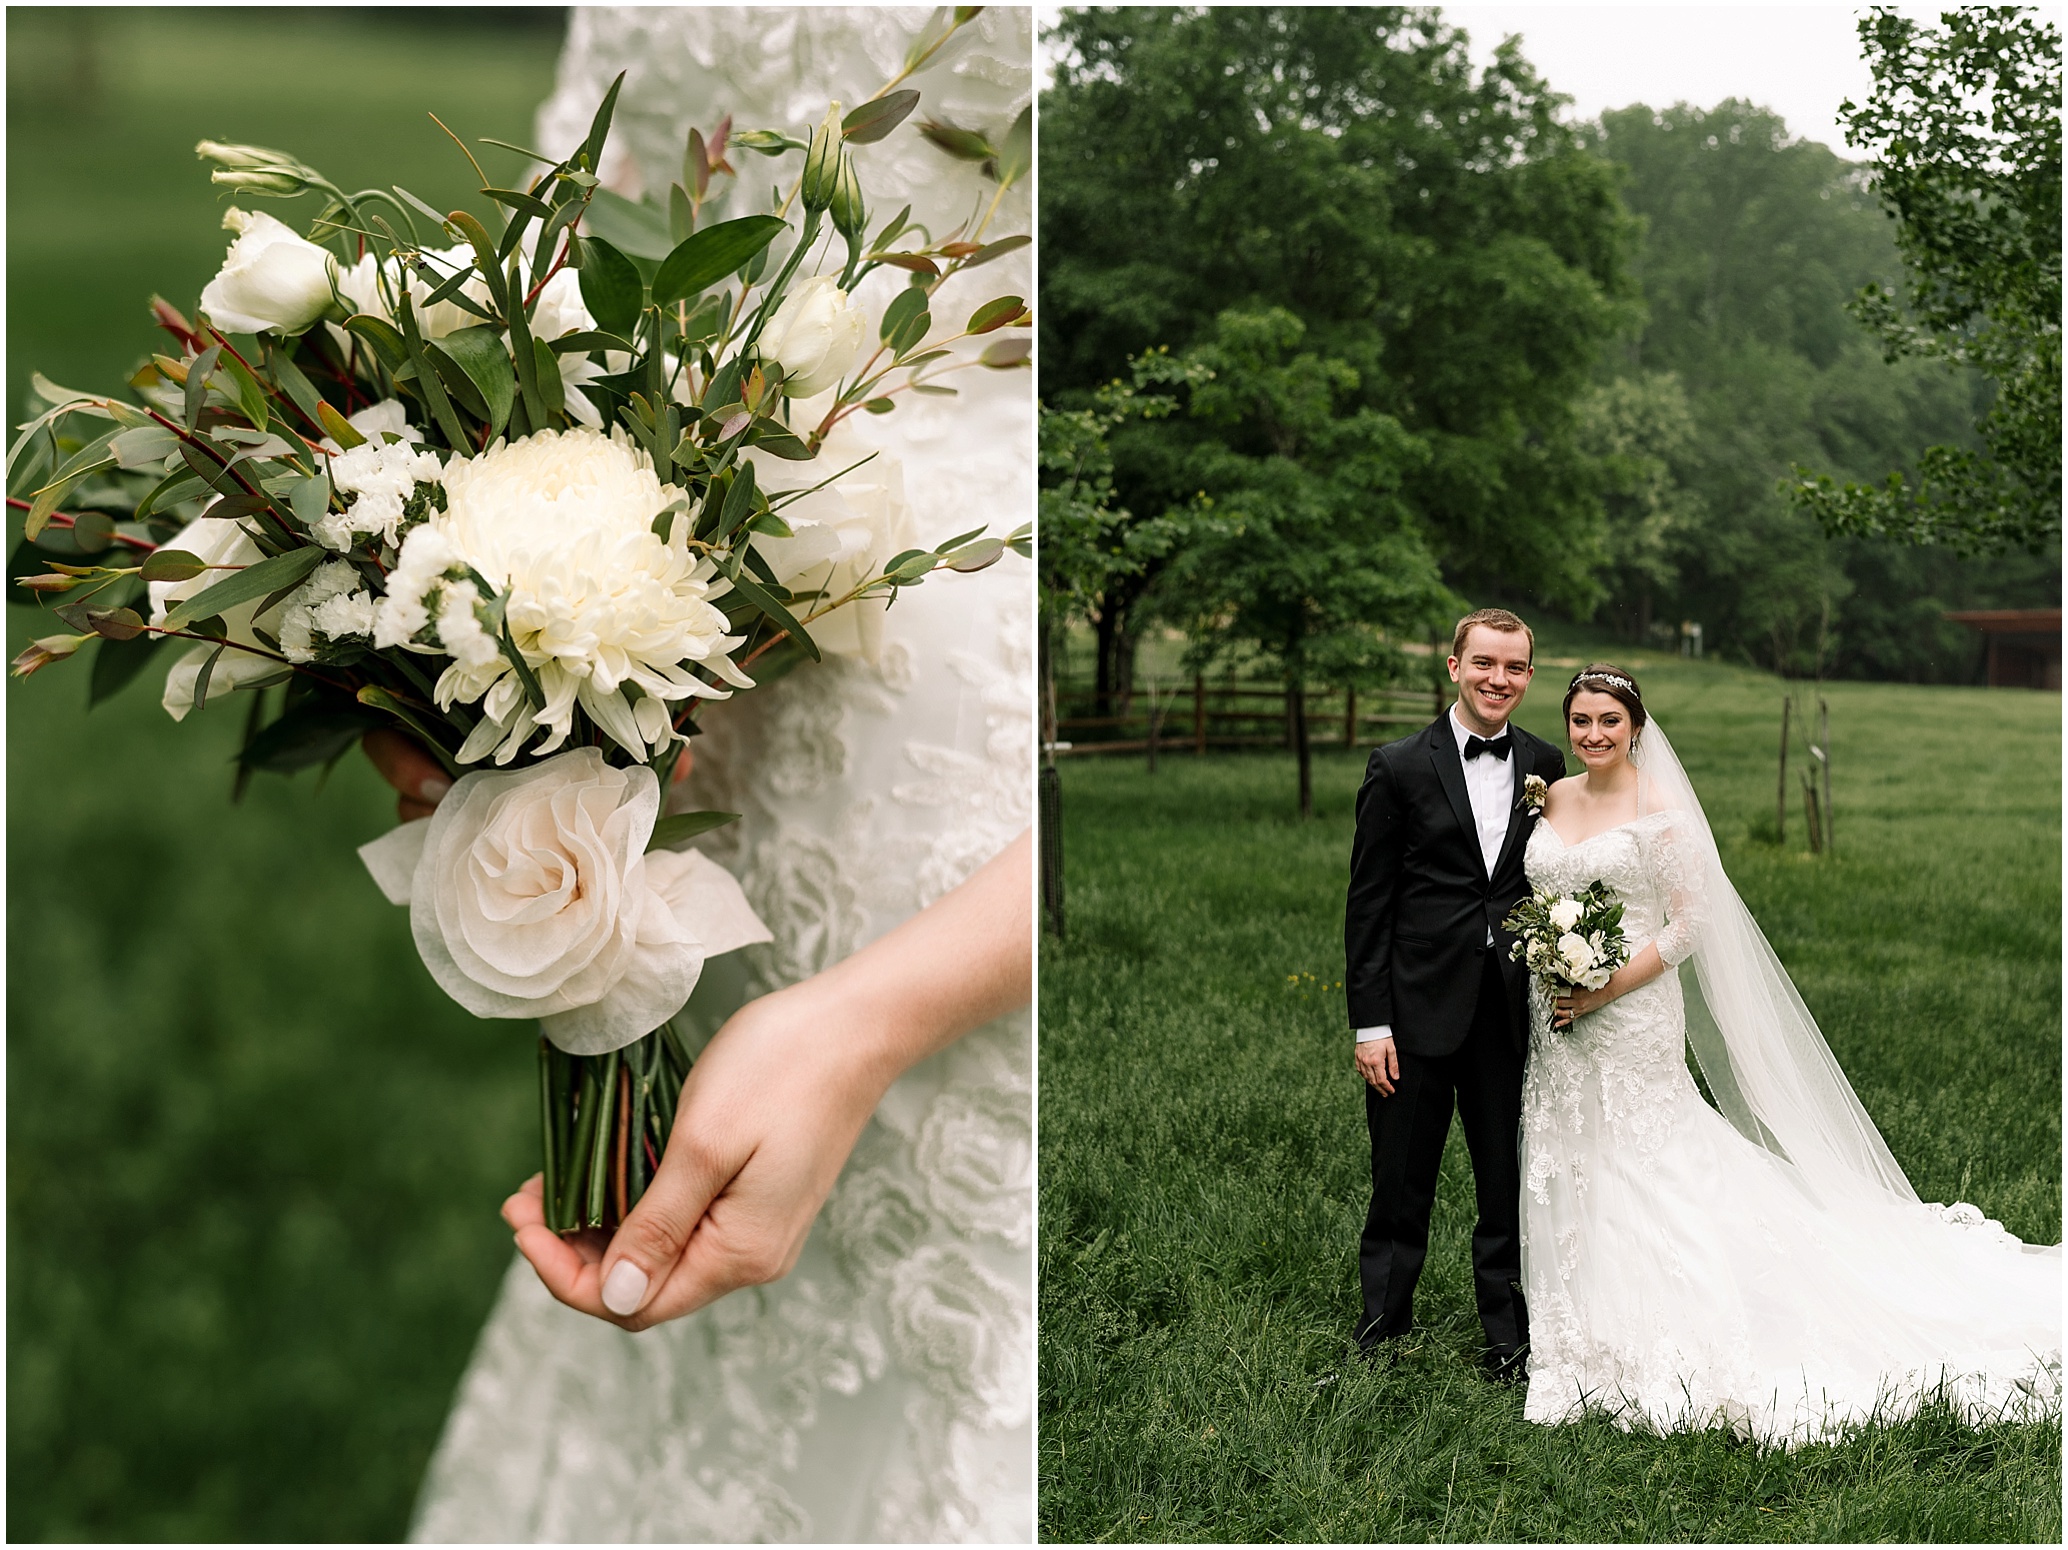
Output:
[1520, 774, 1549, 815]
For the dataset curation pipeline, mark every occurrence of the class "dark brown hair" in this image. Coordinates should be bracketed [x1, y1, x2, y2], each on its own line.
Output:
[1450, 607, 1534, 663]
[1563, 661, 1647, 736]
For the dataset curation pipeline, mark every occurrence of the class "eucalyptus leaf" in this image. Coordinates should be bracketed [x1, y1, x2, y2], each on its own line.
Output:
[162, 545, 324, 631]
[651, 215, 788, 307]
[842, 90, 922, 145]
[577, 237, 644, 338]
[584, 187, 673, 260]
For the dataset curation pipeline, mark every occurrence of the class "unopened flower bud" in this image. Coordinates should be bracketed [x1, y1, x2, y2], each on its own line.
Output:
[195, 139, 320, 197]
[829, 147, 866, 240]
[801, 105, 843, 213]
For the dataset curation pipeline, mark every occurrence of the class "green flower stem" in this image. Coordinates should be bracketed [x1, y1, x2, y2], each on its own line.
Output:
[584, 1048, 622, 1229]
[561, 1055, 601, 1228]
[612, 1059, 632, 1226]
[537, 1037, 561, 1233]
[627, 1041, 653, 1208]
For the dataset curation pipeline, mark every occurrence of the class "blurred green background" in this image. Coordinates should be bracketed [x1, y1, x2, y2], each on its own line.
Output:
[8, 9, 567, 1539]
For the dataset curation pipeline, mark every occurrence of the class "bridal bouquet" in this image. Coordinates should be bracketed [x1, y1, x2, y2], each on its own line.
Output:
[9, 28, 1029, 1236]
[1504, 881, 1630, 1006]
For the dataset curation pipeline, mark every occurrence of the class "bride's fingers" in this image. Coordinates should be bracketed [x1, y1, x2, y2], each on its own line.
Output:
[501, 1173, 547, 1230]
[513, 1223, 611, 1315]
[594, 1122, 746, 1323]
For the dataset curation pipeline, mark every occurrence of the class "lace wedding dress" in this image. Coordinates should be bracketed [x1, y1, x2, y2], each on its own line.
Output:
[409, 9, 1033, 1540]
[1518, 729, 2060, 1445]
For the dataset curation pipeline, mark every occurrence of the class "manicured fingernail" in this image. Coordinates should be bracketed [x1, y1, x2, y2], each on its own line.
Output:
[419, 775, 451, 803]
[602, 1260, 649, 1316]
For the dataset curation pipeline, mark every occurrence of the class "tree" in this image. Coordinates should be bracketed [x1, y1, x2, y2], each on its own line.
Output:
[1575, 373, 1703, 645]
[1791, 6, 2061, 554]
[1589, 97, 2050, 680]
[1165, 309, 1456, 818]
[1040, 6, 1636, 693]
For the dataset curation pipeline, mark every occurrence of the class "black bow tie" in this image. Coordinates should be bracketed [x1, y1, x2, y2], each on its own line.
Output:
[1463, 734, 1511, 762]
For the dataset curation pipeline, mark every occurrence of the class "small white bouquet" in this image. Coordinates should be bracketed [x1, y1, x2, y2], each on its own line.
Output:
[9, 15, 1029, 1237]
[1503, 880, 1629, 1010]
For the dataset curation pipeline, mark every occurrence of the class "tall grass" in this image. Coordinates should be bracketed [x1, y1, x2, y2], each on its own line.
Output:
[1039, 652, 2061, 1542]
[7, 11, 561, 1538]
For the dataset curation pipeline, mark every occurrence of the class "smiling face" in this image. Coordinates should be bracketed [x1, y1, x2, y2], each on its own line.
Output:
[1565, 690, 1636, 773]
[1448, 625, 1534, 735]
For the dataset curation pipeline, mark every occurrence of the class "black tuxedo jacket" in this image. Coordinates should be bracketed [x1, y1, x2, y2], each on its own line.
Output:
[1344, 714, 1566, 1056]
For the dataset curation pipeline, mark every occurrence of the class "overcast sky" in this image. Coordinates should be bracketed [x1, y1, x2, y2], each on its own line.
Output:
[1036, 3, 1968, 157]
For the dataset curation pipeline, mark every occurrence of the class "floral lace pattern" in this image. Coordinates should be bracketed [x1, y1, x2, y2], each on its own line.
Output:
[409, 11, 1033, 1541]
[1518, 815, 2060, 1446]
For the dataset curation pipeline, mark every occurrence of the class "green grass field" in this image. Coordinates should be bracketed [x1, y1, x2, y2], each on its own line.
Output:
[7, 11, 562, 1539]
[1038, 651, 2062, 1542]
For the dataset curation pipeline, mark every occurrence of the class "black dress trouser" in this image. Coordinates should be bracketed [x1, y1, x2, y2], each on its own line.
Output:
[1357, 950, 1528, 1353]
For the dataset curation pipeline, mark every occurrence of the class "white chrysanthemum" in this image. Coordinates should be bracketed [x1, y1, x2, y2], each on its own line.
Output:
[372, 427, 750, 766]
[277, 559, 375, 663]
[316, 433, 443, 552]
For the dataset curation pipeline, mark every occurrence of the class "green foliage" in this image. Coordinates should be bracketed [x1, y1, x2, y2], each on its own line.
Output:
[1587, 99, 2057, 679]
[1167, 306, 1455, 719]
[1791, 7, 2061, 553]
[1041, 655, 2061, 1541]
[1041, 4, 1637, 651]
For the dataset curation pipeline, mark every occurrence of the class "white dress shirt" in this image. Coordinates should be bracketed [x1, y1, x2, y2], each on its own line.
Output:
[1356, 707, 1515, 1045]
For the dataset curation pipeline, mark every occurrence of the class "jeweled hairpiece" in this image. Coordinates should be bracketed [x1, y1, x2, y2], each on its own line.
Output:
[1570, 671, 1638, 696]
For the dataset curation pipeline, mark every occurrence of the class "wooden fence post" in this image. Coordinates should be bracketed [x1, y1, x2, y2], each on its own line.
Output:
[1817, 697, 1833, 854]
[1777, 696, 1790, 845]
[1193, 672, 1206, 755]
[1344, 685, 1357, 748]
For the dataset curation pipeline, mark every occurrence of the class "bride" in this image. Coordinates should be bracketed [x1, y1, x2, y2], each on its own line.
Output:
[374, 9, 1035, 1540]
[1520, 663, 2059, 1444]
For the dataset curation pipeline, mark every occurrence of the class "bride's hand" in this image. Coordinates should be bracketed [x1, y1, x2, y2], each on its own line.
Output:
[1552, 983, 1612, 1028]
[501, 977, 891, 1330]
[507, 829, 1032, 1332]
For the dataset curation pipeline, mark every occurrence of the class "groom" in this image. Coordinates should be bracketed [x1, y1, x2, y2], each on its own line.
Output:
[1343, 607, 1565, 1382]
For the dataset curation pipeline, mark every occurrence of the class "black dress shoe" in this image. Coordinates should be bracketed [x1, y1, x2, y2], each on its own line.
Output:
[1483, 1343, 1529, 1386]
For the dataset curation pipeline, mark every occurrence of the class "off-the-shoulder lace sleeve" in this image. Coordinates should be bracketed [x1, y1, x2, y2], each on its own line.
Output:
[1647, 811, 1707, 966]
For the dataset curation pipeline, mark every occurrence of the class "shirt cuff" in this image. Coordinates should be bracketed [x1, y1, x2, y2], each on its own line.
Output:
[1355, 1025, 1394, 1044]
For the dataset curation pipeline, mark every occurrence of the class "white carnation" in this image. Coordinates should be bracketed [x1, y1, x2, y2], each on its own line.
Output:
[1548, 898, 1584, 933]
[372, 427, 750, 766]
[277, 558, 376, 663]
[315, 433, 443, 552]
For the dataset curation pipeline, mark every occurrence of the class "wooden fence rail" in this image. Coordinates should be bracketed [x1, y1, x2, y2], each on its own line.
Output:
[1051, 675, 1446, 757]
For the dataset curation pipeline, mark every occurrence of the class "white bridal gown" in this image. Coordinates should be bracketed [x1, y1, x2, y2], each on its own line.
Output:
[1518, 755, 2060, 1445]
[410, 9, 1034, 1540]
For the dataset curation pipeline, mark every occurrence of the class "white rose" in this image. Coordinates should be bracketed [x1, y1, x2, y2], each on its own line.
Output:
[199, 208, 338, 336]
[148, 511, 288, 720]
[1548, 898, 1584, 933]
[759, 276, 866, 398]
[747, 401, 915, 661]
[1557, 931, 1596, 973]
[357, 746, 772, 1053]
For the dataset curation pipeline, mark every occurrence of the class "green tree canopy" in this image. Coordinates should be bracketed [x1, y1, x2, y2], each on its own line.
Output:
[1792, 5, 2061, 554]
[1041, 5, 1636, 629]
[1166, 308, 1455, 815]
